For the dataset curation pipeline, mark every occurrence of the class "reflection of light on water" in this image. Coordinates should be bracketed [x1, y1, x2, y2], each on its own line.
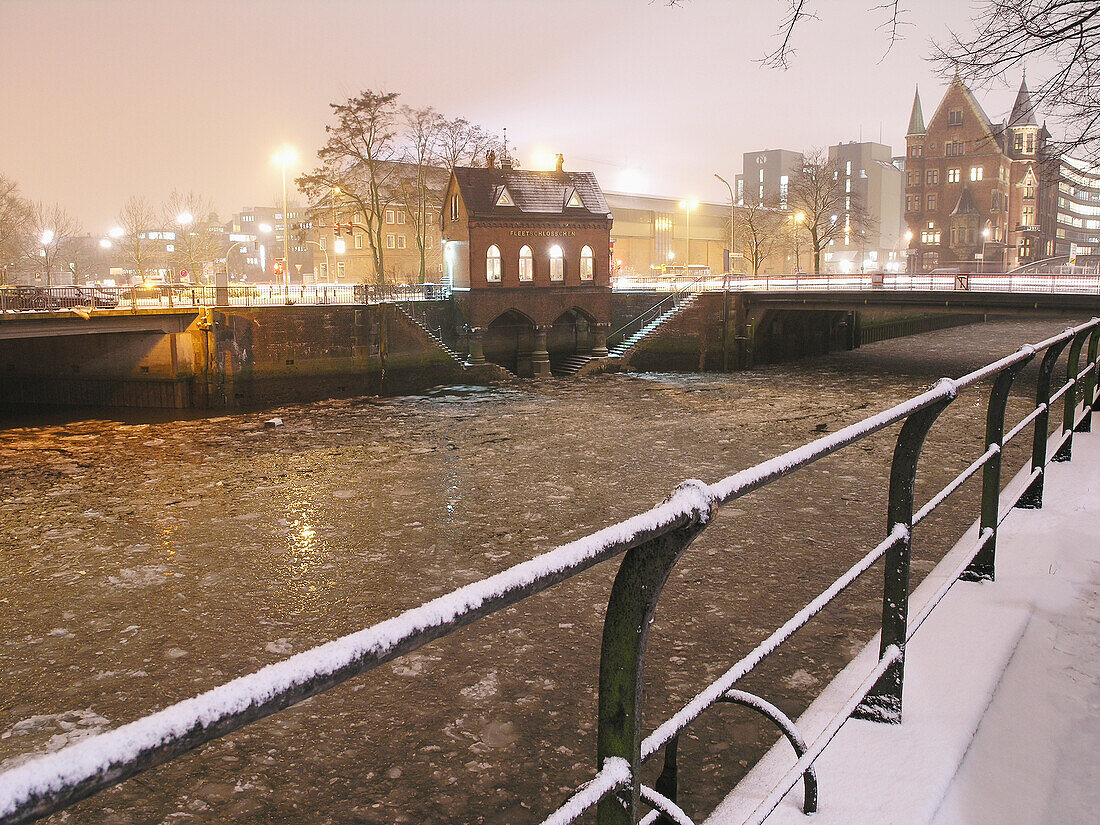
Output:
[280, 480, 332, 612]
[158, 523, 178, 561]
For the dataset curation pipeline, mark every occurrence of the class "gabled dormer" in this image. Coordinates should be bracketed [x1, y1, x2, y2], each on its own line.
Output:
[495, 187, 516, 207]
[564, 187, 584, 209]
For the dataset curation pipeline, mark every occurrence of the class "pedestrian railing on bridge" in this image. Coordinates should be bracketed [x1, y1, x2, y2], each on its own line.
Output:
[613, 271, 1100, 295]
[0, 283, 447, 314]
[2, 320, 1098, 825]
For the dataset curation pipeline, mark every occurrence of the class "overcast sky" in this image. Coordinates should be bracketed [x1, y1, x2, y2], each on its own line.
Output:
[1, 0, 1039, 231]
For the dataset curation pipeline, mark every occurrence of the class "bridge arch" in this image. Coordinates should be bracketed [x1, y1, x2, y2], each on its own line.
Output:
[484, 309, 537, 375]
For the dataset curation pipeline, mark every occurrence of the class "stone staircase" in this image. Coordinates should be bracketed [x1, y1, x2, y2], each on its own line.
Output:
[607, 293, 698, 360]
[551, 353, 594, 377]
[395, 305, 466, 367]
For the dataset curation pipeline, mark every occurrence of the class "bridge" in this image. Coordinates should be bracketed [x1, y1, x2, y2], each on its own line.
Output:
[3, 278, 1100, 407]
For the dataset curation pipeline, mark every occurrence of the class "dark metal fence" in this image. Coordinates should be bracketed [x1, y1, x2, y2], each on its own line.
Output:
[1, 319, 1097, 825]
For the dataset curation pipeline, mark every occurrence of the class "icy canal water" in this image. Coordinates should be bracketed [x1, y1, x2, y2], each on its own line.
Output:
[0, 317, 1085, 824]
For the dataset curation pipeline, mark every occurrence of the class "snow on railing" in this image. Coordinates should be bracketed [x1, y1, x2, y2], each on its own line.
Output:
[1, 319, 1098, 825]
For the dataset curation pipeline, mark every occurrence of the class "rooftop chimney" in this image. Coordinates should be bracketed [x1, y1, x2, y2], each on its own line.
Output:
[555, 153, 564, 172]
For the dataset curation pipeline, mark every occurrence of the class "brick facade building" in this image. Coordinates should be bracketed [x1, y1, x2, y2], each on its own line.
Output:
[441, 155, 612, 376]
[904, 76, 1056, 272]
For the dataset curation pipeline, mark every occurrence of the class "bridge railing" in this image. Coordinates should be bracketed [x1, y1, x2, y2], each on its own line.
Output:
[0, 283, 448, 313]
[606, 275, 707, 352]
[612, 271, 1100, 295]
[1, 320, 1098, 825]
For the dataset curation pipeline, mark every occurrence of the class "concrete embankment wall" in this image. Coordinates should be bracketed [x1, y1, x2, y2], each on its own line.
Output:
[612, 292, 986, 372]
[0, 304, 474, 410]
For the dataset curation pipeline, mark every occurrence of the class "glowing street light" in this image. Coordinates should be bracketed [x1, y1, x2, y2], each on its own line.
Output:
[176, 212, 193, 227]
[99, 238, 112, 249]
[40, 229, 55, 246]
[272, 147, 297, 286]
[108, 226, 124, 239]
[678, 200, 697, 271]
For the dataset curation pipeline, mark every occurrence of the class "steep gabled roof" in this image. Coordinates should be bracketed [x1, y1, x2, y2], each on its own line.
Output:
[1008, 74, 1039, 127]
[951, 187, 981, 216]
[452, 167, 611, 219]
[907, 86, 926, 136]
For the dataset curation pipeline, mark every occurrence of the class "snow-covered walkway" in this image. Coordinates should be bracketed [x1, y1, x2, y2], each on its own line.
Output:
[708, 427, 1100, 825]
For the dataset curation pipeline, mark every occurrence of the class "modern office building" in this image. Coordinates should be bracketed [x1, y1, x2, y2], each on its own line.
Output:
[734, 149, 805, 209]
[822, 141, 905, 273]
[1055, 156, 1100, 264]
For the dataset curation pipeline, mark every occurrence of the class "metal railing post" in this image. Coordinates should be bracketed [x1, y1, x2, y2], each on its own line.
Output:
[1018, 334, 1074, 508]
[1074, 327, 1099, 433]
[963, 356, 1033, 581]
[1054, 329, 1091, 461]
[596, 487, 712, 825]
[854, 386, 954, 723]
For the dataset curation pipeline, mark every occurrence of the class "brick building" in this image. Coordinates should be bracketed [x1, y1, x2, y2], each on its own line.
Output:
[440, 154, 612, 376]
[904, 76, 1056, 272]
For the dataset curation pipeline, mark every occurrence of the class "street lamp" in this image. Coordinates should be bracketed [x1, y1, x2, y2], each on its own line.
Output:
[714, 174, 736, 278]
[272, 147, 297, 287]
[678, 200, 697, 275]
[788, 212, 805, 273]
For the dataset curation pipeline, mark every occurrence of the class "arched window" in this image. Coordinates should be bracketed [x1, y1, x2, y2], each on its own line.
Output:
[549, 245, 564, 281]
[519, 245, 533, 281]
[580, 245, 594, 280]
[486, 244, 501, 282]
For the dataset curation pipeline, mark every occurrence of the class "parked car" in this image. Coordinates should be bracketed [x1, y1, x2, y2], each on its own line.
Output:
[53, 287, 121, 309]
[0, 286, 62, 311]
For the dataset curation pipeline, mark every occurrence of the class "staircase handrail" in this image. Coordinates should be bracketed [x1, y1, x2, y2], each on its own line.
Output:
[606, 274, 707, 350]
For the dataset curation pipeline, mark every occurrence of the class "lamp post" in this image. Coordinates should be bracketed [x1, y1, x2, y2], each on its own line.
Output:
[273, 147, 297, 288]
[714, 174, 736, 278]
[678, 200, 697, 276]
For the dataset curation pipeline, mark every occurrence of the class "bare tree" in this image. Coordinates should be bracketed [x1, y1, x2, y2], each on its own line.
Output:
[933, 1, 1100, 163]
[29, 202, 80, 287]
[163, 191, 221, 284]
[397, 106, 444, 283]
[436, 117, 505, 172]
[298, 90, 402, 285]
[116, 196, 160, 282]
[736, 199, 786, 276]
[787, 150, 874, 274]
[0, 174, 33, 284]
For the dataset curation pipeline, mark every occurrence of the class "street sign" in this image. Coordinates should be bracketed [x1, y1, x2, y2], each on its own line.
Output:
[730, 252, 745, 258]
[294, 263, 303, 273]
[1070, 243, 1078, 265]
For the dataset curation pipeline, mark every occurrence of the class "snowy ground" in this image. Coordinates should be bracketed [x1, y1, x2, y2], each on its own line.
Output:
[708, 427, 1100, 825]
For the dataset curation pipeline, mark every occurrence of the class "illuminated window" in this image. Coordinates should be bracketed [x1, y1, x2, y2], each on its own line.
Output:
[970, 167, 983, 182]
[580, 245, 594, 280]
[519, 245, 533, 281]
[486, 244, 501, 281]
[450, 194, 459, 221]
[549, 245, 564, 281]
[948, 169, 960, 183]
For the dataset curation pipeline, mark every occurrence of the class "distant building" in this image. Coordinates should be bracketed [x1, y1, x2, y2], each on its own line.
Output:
[1055, 157, 1100, 264]
[604, 192, 731, 276]
[440, 154, 612, 376]
[822, 141, 904, 273]
[225, 204, 311, 282]
[903, 76, 1057, 272]
[735, 149, 804, 209]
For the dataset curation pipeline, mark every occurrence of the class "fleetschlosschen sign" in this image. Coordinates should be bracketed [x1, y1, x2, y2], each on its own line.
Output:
[509, 230, 577, 238]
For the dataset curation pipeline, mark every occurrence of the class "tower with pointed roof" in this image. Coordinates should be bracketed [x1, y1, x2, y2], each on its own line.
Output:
[902, 74, 1055, 272]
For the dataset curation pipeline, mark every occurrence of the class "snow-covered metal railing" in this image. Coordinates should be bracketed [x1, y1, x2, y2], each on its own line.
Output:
[0, 283, 447, 313]
[1, 320, 1098, 825]
[611, 271, 1100, 295]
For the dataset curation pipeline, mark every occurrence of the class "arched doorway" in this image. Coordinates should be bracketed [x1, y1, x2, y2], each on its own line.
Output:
[484, 310, 537, 376]
[548, 308, 595, 372]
